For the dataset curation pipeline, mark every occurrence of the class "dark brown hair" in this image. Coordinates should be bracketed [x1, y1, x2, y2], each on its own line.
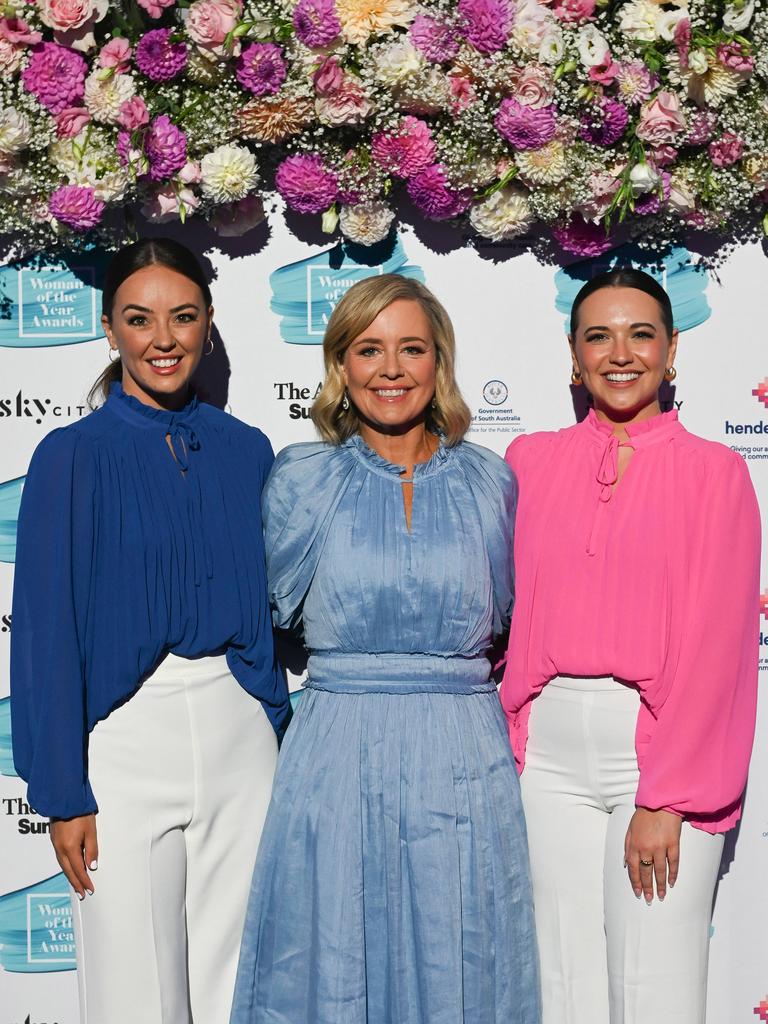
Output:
[570, 267, 674, 339]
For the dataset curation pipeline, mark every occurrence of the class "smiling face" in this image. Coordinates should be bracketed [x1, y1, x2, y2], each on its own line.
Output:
[101, 264, 213, 411]
[341, 298, 437, 436]
[570, 285, 678, 426]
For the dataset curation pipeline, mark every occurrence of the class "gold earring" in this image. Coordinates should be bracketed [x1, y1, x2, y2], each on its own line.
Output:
[664, 366, 677, 380]
[571, 369, 582, 386]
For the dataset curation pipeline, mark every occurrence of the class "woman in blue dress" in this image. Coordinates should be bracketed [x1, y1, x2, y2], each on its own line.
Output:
[231, 274, 540, 1024]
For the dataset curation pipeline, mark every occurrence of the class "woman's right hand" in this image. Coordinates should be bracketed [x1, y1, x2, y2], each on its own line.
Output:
[50, 815, 98, 900]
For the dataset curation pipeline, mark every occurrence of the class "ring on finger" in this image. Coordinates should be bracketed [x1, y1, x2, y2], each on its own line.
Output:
[639, 858, 654, 867]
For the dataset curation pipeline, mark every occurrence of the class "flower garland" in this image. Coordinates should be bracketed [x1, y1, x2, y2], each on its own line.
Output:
[0, 0, 767, 255]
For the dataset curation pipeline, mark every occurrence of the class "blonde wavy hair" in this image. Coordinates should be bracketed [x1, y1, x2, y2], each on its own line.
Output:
[311, 274, 472, 446]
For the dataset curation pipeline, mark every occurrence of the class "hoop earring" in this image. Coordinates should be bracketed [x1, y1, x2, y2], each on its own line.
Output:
[664, 366, 677, 380]
[108, 347, 119, 362]
[204, 337, 214, 356]
[342, 392, 350, 411]
[571, 369, 582, 386]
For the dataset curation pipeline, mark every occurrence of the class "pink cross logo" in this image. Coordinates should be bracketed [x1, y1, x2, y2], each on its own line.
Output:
[761, 591, 768, 621]
[754, 997, 768, 1021]
[753, 379, 768, 409]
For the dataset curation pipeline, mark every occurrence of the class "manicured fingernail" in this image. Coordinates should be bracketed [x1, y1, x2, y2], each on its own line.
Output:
[86, 889, 94, 896]
[89, 861, 98, 870]
[659, 894, 665, 902]
[669, 880, 675, 888]
[634, 889, 641, 898]
[76, 892, 84, 901]
[645, 897, 652, 905]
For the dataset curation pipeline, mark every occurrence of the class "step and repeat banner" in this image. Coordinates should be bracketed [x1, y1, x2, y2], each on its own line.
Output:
[0, 216, 766, 1024]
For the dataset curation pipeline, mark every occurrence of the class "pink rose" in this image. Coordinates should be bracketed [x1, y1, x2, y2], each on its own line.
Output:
[0, 37, 24, 76]
[651, 144, 678, 167]
[187, 0, 242, 55]
[37, 0, 108, 51]
[56, 105, 90, 137]
[118, 95, 149, 130]
[0, 17, 42, 45]
[552, 0, 595, 23]
[137, 0, 177, 18]
[716, 42, 754, 74]
[316, 75, 371, 126]
[179, 159, 202, 184]
[514, 64, 555, 108]
[313, 56, 345, 95]
[635, 90, 686, 145]
[709, 131, 744, 168]
[99, 37, 132, 72]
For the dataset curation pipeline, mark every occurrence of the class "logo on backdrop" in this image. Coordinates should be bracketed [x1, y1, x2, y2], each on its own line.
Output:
[2, 796, 50, 837]
[270, 237, 425, 345]
[0, 256, 105, 348]
[754, 995, 768, 1021]
[1, 612, 9, 632]
[726, 380, 768, 460]
[753, 378, 768, 409]
[0, 697, 15, 778]
[0, 872, 75, 972]
[469, 379, 525, 440]
[553, 244, 711, 333]
[0, 476, 24, 563]
[273, 380, 324, 421]
[0, 392, 87, 425]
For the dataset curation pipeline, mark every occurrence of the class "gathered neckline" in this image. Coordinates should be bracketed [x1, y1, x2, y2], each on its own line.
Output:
[107, 381, 200, 429]
[345, 432, 453, 481]
[584, 407, 682, 448]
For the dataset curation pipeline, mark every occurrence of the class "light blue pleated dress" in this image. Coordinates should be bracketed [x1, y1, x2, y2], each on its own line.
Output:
[231, 435, 540, 1024]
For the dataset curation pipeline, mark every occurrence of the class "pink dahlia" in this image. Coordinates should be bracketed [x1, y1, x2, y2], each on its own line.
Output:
[236, 43, 287, 96]
[458, 0, 513, 54]
[135, 28, 187, 82]
[410, 15, 460, 62]
[615, 60, 657, 106]
[371, 116, 435, 179]
[407, 164, 472, 220]
[22, 42, 86, 115]
[495, 97, 557, 149]
[292, 0, 341, 48]
[48, 184, 104, 229]
[579, 98, 628, 146]
[275, 154, 338, 213]
[146, 114, 187, 180]
[709, 131, 744, 168]
[553, 215, 614, 256]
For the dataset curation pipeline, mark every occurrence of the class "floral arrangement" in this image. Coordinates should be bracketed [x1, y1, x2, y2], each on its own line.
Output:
[0, 0, 767, 255]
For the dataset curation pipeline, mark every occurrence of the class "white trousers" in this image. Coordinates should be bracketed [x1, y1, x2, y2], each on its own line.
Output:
[519, 676, 724, 1024]
[73, 653, 278, 1024]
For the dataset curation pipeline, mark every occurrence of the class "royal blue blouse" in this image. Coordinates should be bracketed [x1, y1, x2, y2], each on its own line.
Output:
[11, 382, 289, 820]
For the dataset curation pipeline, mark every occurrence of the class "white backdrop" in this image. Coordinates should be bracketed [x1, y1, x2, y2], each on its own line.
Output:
[0, 214, 766, 1024]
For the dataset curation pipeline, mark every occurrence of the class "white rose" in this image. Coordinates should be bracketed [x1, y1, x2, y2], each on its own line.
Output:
[619, 0, 658, 42]
[373, 40, 423, 86]
[577, 25, 609, 68]
[655, 8, 688, 41]
[538, 26, 565, 65]
[688, 48, 708, 74]
[629, 161, 660, 195]
[0, 108, 31, 155]
[339, 201, 395, 245]
[723, 0, 754, 32]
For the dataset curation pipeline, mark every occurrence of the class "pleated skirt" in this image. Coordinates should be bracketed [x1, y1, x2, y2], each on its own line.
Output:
[230, 686, 541, 1024]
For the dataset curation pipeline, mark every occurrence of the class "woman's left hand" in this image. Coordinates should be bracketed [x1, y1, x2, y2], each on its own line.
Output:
[624, 808, 682, 904]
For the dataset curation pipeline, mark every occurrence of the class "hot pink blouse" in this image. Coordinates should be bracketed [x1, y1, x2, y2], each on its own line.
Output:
[501, 409, 761, 833]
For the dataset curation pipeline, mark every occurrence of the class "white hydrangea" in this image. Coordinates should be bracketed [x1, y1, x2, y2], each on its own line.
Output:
[84, 71, 136, 124]
[201, 143, 260, 202]
[469, 187, 534, 241]
[373, 39, 424, 86]
[0, 108, 31, 155]
[339, 201, 395, 245]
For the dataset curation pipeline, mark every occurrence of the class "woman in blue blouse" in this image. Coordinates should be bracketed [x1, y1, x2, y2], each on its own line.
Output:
[11, 238, 289, 1024]
[230, 275, 540, 1024]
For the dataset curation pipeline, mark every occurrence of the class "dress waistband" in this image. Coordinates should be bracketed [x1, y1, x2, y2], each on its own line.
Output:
[306, 652, 495, 694]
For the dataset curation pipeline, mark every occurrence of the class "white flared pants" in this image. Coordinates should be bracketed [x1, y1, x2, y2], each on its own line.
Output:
[72, 654, 278, 1024]
[519, 676, 724, 1024]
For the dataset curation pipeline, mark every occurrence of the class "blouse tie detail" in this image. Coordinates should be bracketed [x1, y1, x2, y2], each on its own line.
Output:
[167, 420, 200, 472]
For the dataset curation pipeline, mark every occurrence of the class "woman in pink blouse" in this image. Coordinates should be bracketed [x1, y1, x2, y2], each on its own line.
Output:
[502, 267, 761, 1024]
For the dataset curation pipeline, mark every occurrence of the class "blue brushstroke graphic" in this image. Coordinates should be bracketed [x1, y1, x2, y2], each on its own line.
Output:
[270, 237, 425, 345]
[289, 689, 304, 712]
[0, 872, 76, 973]
[0, 476, 23, 563]
[554, 245, 710, 333]
[0, 254, 105, 348]
[0, 697, 15, 777]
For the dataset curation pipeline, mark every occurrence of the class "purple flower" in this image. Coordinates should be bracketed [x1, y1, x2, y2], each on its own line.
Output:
[48, 185, 104, 230]
[275, 154, 338, 213]
[116, 129, 133, 167]
[458, 0, 513, 53]
[495, 97, 557, 150]
[237, 43, 287, 97]
[292, 0, 341, 48]
[146, 114, 187, 180]
[406, 164, 472, 221]
[22, 42, 87, 115]
[635, 171, 670, 216]
[552, 215, 614, 256]
[579, 98, 629, 146]
[684, 110, 717, 146]
[135, 28, 187, 82]
[410, 15, 460, 62]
